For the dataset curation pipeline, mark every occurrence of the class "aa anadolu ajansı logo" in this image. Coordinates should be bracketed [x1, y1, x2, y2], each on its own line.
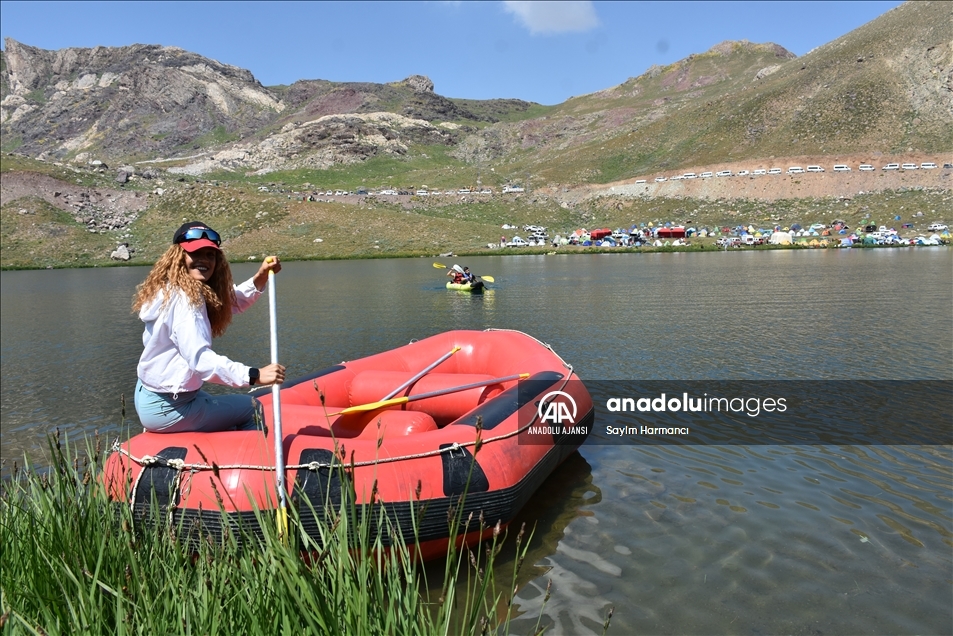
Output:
[519, 379, 592, 445]
[537, 390, 577, 424]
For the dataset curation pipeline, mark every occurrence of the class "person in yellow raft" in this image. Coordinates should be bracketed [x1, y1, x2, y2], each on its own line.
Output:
[131, 221, 286, 433]
[447, 264, 468, 284]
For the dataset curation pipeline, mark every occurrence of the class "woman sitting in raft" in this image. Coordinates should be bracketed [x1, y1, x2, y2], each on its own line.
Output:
[131, 221, 286, 433]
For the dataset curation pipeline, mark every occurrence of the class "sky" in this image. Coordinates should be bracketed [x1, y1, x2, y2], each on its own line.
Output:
[1, 1, 904, 106]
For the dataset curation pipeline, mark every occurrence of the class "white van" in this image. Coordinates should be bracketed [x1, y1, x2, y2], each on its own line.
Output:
[683, 172, 697, 179]
[882, 163, 899, 170]
[859, 164, 874, 171]
[700, 172, 713, 178]
[901, 163, 917, 170]
[806, 165, 824, 172]
[768, 168, 782, 175]
[654, 176, 667, 182]
[635, 179, 647, 184]
[787, 166, 804, 174]
[737, 170, 750, 176]
[920, 162, 937, 169]
[833, 165, 851, 172]
[716, 170, 732, 177]
[753, 169, 767, 175]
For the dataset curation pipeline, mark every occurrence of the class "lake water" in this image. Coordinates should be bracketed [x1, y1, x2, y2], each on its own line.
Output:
[2, 248, 951, 634]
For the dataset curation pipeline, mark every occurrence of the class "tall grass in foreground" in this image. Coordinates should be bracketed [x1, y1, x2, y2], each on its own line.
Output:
[0, 434, 612, 635]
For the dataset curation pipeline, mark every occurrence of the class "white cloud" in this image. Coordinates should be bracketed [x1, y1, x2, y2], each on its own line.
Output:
[503, 1, 600, 35]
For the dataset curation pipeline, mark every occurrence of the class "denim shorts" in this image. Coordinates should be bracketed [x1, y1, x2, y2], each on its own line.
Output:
[135, 380, 264, 433]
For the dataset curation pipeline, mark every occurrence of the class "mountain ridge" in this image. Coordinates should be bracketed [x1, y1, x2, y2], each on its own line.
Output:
[2, 1, 949, 182]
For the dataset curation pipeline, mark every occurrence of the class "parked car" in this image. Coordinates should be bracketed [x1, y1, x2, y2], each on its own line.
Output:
[883, 163, 900, 170]
[635, 179, 647, 184]
[927, 223, 949, 232]
[717, 237, 742, 247]
[921, 162, 937, 169]
[506, 236, 529, 247]
[859, 164, 874, 171]
[806, 165, 824, 172]
[655, 177, 667, 182]
[787, 166, 804, 174]
[753, 169, 767, 175]
[768, 168, 782, 175]
[901, 163, 918, 170]
[833, 165, 851, 172]
[737, 170, 750, 176]
[683, 173, 697, 179]
[944, 163, 953, 169]
[700, 171, 713, 178]
[716, 170, 732, 177]
[415, 190, 429, 196]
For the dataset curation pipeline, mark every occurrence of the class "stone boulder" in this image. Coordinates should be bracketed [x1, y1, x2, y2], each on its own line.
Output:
[402, 75, 434, 94]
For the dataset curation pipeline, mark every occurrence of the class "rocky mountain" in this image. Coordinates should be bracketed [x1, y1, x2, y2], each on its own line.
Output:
[2, 1, 949, 183]
[0, 39, 538, 173]
[1, 39, 285, 161]
[456, 0, 952, 186]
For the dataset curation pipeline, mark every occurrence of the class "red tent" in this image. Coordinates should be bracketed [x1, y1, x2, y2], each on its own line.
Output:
[657, 226, 686, 238]
[589, 228, 612, 240]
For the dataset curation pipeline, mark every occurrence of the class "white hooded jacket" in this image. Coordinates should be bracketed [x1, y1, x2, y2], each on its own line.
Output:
[137, 278, 261, 394]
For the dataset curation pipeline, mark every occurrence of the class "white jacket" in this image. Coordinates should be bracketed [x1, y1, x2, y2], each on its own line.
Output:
[137, 278, 261, 394]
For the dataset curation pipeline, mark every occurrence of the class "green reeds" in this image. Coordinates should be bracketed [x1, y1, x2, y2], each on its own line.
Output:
[0, 431, 580, 635]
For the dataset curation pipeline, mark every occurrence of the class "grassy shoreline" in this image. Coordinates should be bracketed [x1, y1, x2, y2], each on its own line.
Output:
[0, 433, 611, 634]
[3, 156, 950, 270]
[2, 240, 948, 271]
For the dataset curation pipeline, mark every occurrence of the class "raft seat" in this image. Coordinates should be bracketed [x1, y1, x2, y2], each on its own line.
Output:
[274, 404, 438, 440]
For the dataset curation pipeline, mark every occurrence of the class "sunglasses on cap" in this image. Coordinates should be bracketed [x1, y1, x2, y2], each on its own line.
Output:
[175, 228, 222, 246]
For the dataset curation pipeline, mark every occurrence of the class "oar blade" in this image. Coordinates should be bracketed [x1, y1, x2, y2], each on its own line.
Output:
[338, 396, 410, 415]
[479, 275, 494, 283]
[433, 262, 447, 269]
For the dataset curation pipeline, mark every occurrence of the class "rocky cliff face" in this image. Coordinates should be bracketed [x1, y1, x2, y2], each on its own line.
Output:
[1, 38, 284, 161]
[0, 38, 536, 174]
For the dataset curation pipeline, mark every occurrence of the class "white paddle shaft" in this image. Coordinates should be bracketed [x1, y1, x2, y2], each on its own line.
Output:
[268, 269, 288, 511]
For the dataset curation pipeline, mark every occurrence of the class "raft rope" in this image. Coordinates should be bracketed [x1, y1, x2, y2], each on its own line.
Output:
[115, 330, 576, 478]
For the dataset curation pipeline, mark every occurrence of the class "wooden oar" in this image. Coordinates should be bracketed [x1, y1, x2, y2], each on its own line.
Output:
[434, 262, 494, 283]
[332, 373, 530, 416]
[381, 346, 461, 400]
[266, 258, 289, 543]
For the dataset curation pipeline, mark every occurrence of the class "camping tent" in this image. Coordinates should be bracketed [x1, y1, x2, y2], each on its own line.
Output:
[769, 231, 793, 245]
[657, 226, 686, 239]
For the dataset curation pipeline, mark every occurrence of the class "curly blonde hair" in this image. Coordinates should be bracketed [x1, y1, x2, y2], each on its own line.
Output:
[132, 244, 236, 337]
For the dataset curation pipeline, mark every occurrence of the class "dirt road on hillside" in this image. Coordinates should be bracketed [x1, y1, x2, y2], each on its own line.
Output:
[567, 153, 952, 203]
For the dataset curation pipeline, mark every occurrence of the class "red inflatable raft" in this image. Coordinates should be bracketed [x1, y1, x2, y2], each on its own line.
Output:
[105, 329, 593, 560]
